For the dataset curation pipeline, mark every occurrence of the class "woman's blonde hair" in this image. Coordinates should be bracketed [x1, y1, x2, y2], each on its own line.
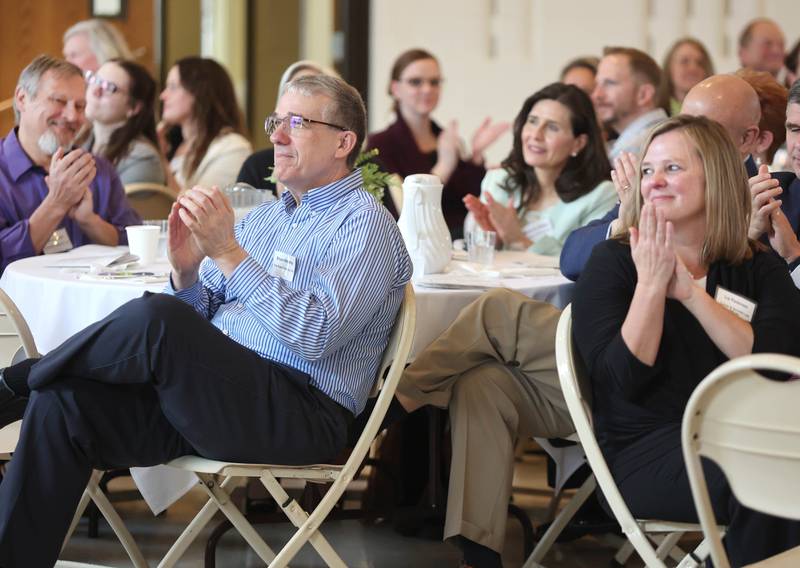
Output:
[616, 115, 753, 266]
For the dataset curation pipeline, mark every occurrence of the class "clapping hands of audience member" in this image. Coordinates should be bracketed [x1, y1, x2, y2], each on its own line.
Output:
[463, 193, 530, 248]
[748, 164, 783, 239]
[44, 147, 96, 215]
[432, 120, 461, 184]
[630, 202, 676, 294]
[171, 185, 246, 281]
[470, 117, 510, 165]
[768, 207, 800, 264]
[67, 188, 94, 224]
[609, 152, 637, 236]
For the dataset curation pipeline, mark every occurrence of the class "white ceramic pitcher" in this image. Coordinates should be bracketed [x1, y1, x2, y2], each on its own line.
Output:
[396, 174, 452, 279]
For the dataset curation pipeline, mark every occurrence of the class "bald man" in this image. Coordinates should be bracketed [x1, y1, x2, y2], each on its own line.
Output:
[560, 73, 795, 280]
[739, 18, 786, 78]
[681, 74, 761, 171]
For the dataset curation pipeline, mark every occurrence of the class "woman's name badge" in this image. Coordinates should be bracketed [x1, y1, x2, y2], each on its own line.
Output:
[714, 287, 756, 322]
[523, 217, 553, 242]
[269, 251, 296, 282]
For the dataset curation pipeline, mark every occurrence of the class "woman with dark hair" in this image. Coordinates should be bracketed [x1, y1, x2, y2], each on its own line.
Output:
[660, 37, 714, 115]
[367, 48, 508, 235]
[465, 83, 616, 255]
[85, 59, 165, 185]
[159, 56, 252, 192]
[573, 115, 800, 565]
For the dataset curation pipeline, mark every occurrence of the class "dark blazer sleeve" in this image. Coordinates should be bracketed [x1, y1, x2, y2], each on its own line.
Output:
[750, 250, 800, 356]
[560, 203, 620, 281]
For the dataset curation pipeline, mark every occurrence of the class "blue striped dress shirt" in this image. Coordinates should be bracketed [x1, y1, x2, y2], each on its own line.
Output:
[167, 169, 412, 414]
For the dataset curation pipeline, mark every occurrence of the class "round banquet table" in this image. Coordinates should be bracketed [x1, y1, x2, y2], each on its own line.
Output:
[0, 245, 574, 357]
[0, 245, 572, 356]
[0, 244, 574, 512]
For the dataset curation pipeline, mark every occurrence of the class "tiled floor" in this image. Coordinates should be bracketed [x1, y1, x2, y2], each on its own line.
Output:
[60, 452, 642, 567]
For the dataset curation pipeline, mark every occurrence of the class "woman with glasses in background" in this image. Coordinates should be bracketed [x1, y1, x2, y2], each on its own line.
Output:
[158, 57, 252, 193]
[659, 38, 714, 116]
[84, 59, 165, 185]
[367, 48, 509, 236]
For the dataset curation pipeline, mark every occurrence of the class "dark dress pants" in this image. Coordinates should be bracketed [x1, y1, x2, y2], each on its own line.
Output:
[610, 424, 800, 567]
[0, 293, 349, 568]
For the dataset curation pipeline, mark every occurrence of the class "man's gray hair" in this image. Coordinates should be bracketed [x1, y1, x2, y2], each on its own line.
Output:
[789, 79, 800, 107]
[63, 19, 133, 64]
[13, 55, 83, 123]
[284, 75, 366, 168]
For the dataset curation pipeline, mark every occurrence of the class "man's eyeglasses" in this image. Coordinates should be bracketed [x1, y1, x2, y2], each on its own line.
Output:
[264, 113, 348, 137]
[401, 77, 443, 88]
[84, 70, 125, 96]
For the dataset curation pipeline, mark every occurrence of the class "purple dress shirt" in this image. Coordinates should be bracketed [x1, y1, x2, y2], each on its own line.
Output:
[0, 128, 141, 272]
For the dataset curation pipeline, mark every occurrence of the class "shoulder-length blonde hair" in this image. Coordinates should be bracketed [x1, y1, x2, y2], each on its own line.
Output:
[616, 115, 753, 266]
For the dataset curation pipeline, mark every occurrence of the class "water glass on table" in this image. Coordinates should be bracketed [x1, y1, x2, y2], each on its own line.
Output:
[466, 229, 497, 265]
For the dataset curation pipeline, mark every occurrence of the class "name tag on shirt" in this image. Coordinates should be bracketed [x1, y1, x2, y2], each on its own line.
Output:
[269, 251, 296, 282]
[714, 286, 757, 322]
[523, 216, 553, 242]
[43, 228, 74, 254]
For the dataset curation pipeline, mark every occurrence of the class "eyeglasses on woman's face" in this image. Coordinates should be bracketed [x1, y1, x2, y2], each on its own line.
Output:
[84, 70, 126, 96]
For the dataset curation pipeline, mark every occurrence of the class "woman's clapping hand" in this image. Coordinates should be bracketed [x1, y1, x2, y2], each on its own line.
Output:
[630, 203, 676, 293]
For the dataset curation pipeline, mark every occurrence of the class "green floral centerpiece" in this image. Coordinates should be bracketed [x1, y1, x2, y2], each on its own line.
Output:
[267, 148, 399, 203]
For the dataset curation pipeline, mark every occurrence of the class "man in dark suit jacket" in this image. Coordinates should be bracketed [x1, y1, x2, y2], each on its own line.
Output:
[750, 81, 800, 284]
[561, 74, 796, 280]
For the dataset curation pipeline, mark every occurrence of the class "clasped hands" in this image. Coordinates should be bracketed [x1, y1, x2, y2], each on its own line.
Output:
[748, 164, 800, 263]
[44, 147, 97, 224]
[630, 203, 695, 302]
[168, 185, 244, 281]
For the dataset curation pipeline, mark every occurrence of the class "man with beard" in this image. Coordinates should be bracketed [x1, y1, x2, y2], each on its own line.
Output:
[0, 55, 140, 272]
[592, 46, 668, 161]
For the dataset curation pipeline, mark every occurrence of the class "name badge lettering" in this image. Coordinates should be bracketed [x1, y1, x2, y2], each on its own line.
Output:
[714, 286, 757, 322]
[269, 251, 296, 282]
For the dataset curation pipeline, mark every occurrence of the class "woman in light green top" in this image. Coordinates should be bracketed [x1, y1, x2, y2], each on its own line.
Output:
[465, 83, 615, 255]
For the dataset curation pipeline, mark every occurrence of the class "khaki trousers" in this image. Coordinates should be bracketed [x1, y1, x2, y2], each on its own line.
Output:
[397, 288, 574, 553]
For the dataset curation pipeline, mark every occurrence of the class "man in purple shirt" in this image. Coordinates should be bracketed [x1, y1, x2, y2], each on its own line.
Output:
[0, 55, 140, 272]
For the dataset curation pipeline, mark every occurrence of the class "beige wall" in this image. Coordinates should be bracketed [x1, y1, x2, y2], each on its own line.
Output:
[369, 0, 800, 165]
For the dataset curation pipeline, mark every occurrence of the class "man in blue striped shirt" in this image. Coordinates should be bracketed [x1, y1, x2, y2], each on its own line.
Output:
[0, 75, 411, 567]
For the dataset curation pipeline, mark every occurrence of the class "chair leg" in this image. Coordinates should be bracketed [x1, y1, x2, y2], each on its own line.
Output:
[259, 472, 347, 568]
[158, 476, 238, 568]
[522, 475, 596, 568]
[190, 474, 276, 566]
[653, 532, 683, 560]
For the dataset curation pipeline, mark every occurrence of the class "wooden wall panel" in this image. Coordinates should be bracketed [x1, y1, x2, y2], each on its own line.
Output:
[0, 0, 155, 136]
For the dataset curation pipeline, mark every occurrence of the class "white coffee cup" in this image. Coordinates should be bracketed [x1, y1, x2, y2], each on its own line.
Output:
[126, 225, 161, 266]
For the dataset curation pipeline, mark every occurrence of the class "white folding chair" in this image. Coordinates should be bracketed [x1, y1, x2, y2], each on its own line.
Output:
[682, 354, 800, 568]
[124, 182, 177, 220]
[152, 283, 416, 568]
[533, 304, 711, 568]
[0, 289, 148, 568]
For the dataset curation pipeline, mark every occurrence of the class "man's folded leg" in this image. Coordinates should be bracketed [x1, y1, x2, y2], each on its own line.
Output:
[0, 379, 193, 568]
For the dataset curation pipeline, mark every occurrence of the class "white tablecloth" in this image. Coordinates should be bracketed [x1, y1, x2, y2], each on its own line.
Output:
[0, 245, 169, 354]
[1, 245, 574, 357]
[0, 245, 574, 512]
